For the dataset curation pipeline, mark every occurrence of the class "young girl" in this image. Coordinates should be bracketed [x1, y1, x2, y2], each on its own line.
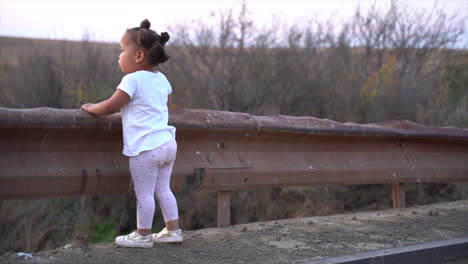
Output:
[81, 19, 182, 248]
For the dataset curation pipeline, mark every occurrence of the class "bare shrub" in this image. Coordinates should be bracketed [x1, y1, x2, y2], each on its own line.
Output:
[0, 35, 121, 108]
[0, 195, 131, 253]
[163, 0, 466, 126]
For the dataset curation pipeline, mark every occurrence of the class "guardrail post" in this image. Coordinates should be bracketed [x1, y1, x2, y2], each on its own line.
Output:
[217, 190, 231, 227]
[392, 182, 406, 208]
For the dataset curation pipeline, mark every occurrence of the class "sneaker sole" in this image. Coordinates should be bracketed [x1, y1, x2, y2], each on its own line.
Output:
[115, 241, 153, 248]
[154, 237, 183, 243]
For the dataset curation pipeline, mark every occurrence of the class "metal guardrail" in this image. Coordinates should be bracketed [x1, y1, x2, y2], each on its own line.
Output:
[1, 107, 468, 227]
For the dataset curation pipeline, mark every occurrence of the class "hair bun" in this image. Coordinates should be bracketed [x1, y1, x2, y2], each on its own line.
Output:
[140, 19, 151, 29]
[160, 32, 170, 44]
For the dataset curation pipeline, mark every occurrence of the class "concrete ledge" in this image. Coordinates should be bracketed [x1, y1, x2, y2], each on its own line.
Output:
[305, 237, 468, 264]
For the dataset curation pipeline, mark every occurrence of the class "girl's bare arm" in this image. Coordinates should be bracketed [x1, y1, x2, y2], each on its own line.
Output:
[81, 90, 131, 115]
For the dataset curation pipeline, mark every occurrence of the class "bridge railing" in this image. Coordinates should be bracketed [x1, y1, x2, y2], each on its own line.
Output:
[1, 107, 467, 227]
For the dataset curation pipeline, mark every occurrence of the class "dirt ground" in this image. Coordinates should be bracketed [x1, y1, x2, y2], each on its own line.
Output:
[2, 200, 467, 264]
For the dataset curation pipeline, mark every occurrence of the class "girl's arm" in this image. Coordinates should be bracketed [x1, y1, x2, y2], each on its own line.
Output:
[81, 90, 131, 115]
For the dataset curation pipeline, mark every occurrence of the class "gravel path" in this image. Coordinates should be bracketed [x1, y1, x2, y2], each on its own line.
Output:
[2, 200, 468, 264]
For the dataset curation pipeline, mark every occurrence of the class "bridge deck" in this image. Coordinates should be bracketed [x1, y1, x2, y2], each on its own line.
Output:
[1, 200, 467, 264]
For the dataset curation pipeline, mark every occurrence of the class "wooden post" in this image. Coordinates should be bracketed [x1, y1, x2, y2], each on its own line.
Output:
[392, 182, 406, 208]
[217, 191, 231, 227]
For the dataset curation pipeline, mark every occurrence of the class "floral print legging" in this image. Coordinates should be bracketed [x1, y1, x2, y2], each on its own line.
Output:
[129, 137, 179, 229]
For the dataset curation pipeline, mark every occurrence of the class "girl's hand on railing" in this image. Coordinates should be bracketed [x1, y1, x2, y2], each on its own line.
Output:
[79, 90, 130, 116]
[81, 103, 92, 113]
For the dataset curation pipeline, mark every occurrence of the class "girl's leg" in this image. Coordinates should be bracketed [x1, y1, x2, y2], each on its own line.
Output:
[129, 151, 159, 236]
[154, 138, 180, 231]
[155, 161, 179, 230]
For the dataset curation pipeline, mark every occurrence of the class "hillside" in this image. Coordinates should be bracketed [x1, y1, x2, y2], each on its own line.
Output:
[2, 200, 467, 264]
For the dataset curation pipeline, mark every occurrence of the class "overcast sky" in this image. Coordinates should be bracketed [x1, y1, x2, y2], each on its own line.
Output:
[1, 0, 467, 43]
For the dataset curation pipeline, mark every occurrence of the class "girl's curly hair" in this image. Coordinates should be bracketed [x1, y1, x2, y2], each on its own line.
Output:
[127, 19, 170, 65]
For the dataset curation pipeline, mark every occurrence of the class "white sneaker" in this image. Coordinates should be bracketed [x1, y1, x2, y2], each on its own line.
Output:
[153, 227, 183, 243]
[115, 231, 153, 248]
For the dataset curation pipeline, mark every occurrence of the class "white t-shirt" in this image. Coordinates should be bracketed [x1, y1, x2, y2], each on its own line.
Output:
[117, 70, 176, 157]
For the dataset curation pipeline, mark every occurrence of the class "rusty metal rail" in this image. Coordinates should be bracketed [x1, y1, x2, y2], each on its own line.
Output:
[1, 107, 468, 227]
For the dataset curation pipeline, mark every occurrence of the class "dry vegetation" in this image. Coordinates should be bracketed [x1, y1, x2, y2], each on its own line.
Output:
[0, 0, 467, 254]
